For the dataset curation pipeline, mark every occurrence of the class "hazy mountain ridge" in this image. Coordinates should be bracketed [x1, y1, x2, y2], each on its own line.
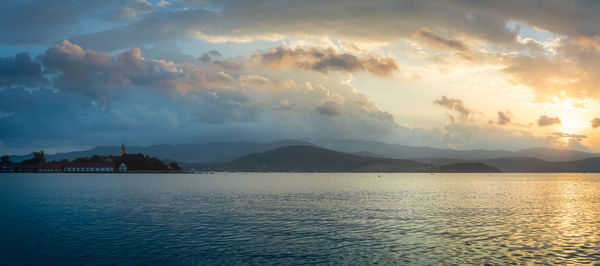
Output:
[8, 139, 598, 167]
[437, 163, 502, 173]
[10, 140, 314, 163]
[183, 145, 501, 173]
[419, 156, 600, 173]
[315, 140, 598, 162]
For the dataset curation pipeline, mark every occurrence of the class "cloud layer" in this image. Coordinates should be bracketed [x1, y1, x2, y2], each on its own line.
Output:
[537, 115, 561, 127]
[256, 46, 398, 77]
[3, 1, 600, 153]
[434, 96, 473, 119]
[66, 0, 600, 52]
[0, 52, 44, 87]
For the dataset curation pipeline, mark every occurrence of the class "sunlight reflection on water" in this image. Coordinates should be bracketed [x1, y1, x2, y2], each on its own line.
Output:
[1, 173, 599, 264]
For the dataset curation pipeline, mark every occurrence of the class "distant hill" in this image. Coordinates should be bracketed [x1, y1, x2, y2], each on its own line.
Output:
[351, 151, 386, 158]
[10, 140, 314, 163]
[480, 158, 563, 172]
[186, 145, 433, 172]
[419, 156, 600, 173]
[315, 139, 597, 162]
[184, 145, 503, 173]
[554, 157, 600, 172]
[514, 148, 598, 162]
[437, 163, 501, 173]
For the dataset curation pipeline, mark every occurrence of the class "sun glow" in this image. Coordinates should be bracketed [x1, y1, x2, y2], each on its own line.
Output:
[560, 116, 587, 135]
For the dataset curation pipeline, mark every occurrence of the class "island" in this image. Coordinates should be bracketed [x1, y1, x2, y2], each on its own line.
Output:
[436, 162, 502, 173]
[1, 144, 183, 173]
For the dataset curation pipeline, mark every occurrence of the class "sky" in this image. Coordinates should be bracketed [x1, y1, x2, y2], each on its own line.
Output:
[2, 0, 600, 154]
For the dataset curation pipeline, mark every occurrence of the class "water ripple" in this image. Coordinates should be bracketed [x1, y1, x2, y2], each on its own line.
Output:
[1, 173, 600, 264]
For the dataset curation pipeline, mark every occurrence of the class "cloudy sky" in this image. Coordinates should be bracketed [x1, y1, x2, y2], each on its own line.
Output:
[2, 0, 600, 154]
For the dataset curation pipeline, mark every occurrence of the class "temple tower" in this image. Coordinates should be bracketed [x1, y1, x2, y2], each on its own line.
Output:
[120, 143, 126, 156]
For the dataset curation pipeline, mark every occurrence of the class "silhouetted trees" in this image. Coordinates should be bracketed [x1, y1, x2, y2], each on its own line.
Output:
[73, 155, 106, 163]
[22, 150, 45, 164]
[1, 155, 10, 164]
[168, 162, 182, 172]
[115, 153, 167, 171]
[14, 150, 183, 172]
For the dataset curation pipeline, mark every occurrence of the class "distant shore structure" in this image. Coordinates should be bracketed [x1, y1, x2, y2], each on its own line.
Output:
[119, 162, 128, 172]
[38, 162, 115, 173]
[120, 143, 126, 157]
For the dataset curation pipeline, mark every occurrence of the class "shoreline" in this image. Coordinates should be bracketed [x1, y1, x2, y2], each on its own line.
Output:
[2, 171, 597, 174]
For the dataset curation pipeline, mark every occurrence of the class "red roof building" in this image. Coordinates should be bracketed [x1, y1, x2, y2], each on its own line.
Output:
[37, 162, 64, 172]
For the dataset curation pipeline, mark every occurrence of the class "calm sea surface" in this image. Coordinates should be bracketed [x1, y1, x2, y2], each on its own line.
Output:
[1, 173, 600, 265]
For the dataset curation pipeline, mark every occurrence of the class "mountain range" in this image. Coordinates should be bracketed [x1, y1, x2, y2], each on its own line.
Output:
[9, 140, 312, 163]
[9, 139, 597, 163]
[184, 145, 501, 173]
[7, 139, 600, 172]
[419, 157, 600, 173]
[314, 139, 598, 162]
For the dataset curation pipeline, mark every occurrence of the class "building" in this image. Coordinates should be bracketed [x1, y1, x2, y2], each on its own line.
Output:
[37, 162, 64, 172]
[2, 163, 21, 172]
[63, 162, 115, 173]
[119, 162, 128, 172]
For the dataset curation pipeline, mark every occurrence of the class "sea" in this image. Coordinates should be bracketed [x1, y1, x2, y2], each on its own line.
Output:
[1, 173, 599, 264]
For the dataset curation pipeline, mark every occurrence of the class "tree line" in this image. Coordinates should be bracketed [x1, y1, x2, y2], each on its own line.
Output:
[1, 151, 183, 172]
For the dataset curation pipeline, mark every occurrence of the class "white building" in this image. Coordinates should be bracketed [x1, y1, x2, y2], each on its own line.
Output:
[63, 162, 114, 172]
[119, 162, 128, 172]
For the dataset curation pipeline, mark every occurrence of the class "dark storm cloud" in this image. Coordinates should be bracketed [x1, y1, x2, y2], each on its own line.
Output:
[414, 27, 470, 52]
[208, 50, 222, 57]
[197, 50, 223, 64]
[199, 53, 212, 63]
[0, 52, 45, 87]
[537, 115, 561, 126]
[497, 110, 512, 125]
[434, 96, 473, 118]
[316, 101, 342, 117]
[257, 47, 398, 77]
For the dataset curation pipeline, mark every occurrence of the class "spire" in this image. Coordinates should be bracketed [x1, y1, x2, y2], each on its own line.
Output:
[120, 143, 126, 156]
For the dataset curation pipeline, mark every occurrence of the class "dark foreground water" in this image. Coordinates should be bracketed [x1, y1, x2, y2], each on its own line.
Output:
[1, 173, 600, 265]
